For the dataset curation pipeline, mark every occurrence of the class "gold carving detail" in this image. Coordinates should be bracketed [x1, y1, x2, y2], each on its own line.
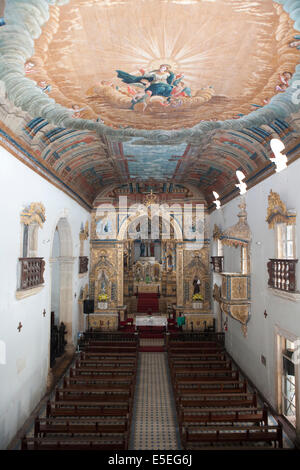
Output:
[79, 221, 89, 241]
[20, 202, 46, 228]
[266, 190, 296, 229]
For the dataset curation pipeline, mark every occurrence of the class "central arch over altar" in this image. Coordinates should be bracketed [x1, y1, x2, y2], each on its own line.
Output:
[117, 209, 184, 311]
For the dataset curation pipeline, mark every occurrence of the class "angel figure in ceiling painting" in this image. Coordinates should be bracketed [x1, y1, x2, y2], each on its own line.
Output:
[116, 64, 191, 109]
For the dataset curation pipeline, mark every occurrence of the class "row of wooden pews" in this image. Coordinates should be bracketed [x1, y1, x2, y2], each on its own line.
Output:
[167, 333, 283, 450]
[21, 332, 138, 450]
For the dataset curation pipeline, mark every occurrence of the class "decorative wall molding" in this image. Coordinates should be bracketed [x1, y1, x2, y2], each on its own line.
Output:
[268, 287, 300, 302]
[15, 284, 44, 300]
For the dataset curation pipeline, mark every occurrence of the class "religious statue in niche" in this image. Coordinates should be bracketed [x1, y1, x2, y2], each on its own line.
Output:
[135, 266, 143, 282]
[193, 277, 201, 294]
[124, 250, 128, 269]
[96, 215, 114, 238]
[167, 254, 173, 271]
[98, 271, 108, 294]
[154, 264, 161, 281]
[150, 241, 155, 257]
[140, 241, 146, 257]
[145, 265, 152, 283]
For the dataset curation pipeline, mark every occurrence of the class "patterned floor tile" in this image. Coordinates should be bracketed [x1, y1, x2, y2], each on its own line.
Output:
[130, 352, 181, 450]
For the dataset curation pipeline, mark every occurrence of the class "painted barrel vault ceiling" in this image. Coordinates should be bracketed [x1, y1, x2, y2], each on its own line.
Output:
[0, 0, 300, 209]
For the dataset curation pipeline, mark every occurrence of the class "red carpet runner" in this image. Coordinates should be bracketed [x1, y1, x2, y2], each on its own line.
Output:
[137, 293, 159, 313]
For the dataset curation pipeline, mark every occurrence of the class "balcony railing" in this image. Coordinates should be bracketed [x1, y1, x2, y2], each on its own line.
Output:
[267, 258, 298, 292]
[79, 256, 89, 274]
[211, 256, 224, 273]
[19, 257, 45, 290]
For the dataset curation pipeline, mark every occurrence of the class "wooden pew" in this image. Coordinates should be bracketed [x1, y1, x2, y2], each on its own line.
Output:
[77, 357, 137, 367]
[84, 346, 137, 354]
[55, 388, 133, 403]
[169, 348, 225, 356]
[34, 417, 128, 438]
[82, 332, 137, 342]
[172, 370, 239, 381]
[81, 352, 138, 360]
[178, 405, 268, 427]
[168, 353, 227, 361]
[22, 332, 138, 451]
[175, 379, 247, 395]
[46, 400, 131, 418]
[21, 436, 127, 450]
[182, 424, 283, 449]
[178, 392, 257, 409]
[169, 361, 232, 372]
[74, 365, 136, 375]
[84, 341, 137, 347]
[168, 341, 222, 349]
[68, 370, 135, 383]
[60, 379, 134, 397]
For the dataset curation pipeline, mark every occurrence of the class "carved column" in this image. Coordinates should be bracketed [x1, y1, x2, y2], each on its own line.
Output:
[176, 242, 184, 307]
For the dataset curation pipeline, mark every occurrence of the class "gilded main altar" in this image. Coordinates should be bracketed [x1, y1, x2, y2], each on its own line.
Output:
[83, 183, 213, 330]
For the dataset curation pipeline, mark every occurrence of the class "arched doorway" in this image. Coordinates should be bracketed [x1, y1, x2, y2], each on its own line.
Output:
[50, 217, 74, 359]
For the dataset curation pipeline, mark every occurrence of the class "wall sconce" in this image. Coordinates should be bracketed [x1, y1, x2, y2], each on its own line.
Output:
[212, 191, 221, 209]
[235, 170, 247, 195]
[270, 138, 287, 173]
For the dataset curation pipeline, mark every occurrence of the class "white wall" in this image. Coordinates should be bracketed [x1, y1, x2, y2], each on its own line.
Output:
[210, 158, 300, 436]
[0, 146, 90, 449]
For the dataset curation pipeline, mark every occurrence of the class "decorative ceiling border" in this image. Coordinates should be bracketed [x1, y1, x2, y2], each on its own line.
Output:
[0, 0, 299, 146]
[0, 124, 92, 211]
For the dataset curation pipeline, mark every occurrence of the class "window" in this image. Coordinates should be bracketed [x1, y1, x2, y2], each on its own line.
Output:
[277, 223, 295, 259]
[217, 239, 223, 257]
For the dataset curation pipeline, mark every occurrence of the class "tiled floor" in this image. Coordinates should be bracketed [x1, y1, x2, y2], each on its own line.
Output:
[139, 338, 165, 346]
[130, 352, 181, 450]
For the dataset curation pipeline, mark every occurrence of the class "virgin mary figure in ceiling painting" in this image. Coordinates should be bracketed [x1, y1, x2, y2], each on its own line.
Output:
[116, 64, 191, 108]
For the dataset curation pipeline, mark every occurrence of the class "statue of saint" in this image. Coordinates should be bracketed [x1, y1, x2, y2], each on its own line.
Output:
[140, 241, 145, 257]
[150, 241, 155, 257]
[193, 278, 201, 294]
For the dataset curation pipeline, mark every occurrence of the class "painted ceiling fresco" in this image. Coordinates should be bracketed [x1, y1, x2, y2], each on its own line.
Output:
[1, 0, 300, 209]
[23, 0, 299, 129]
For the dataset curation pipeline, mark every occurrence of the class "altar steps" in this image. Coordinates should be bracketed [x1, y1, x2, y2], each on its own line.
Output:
[139, 333, 164, 339]
[139, 346, 165, 352]
[139, 338, 165, 352]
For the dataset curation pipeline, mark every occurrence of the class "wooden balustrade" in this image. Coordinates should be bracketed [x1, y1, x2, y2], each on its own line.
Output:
[267, 258, 298, 292]
[79, 256, 89, 274]
[19, 257, 45, 290]
[210, 256, 224, 273]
